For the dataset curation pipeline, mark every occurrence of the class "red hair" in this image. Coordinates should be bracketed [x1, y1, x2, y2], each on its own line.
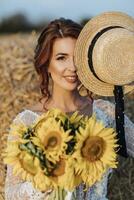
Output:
[34, 18, 93, 110]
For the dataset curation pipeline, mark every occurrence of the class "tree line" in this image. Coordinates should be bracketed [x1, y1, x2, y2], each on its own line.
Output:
[0, 13, 91, 33]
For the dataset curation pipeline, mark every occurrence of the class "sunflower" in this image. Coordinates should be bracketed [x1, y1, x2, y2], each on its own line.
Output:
[33, 108, 68, 129]
[57, 157, 82, 191]
[34, 156, 81, 191]
[32, 118, 73, 163]
[3, 140, 41, 182]
[33, 168, 56, 191]
[9, 122, 30, 138]
[69, 111, 89, 131]
[73, 114, 118, 186]
[33, 158, 67, 191]
[3, 119, 42, 182]
[52, 158, 66, 177]
[69, 111, 84, 124]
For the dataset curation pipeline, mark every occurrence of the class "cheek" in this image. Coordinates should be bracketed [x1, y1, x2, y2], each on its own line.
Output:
[49, 62, 65, 78]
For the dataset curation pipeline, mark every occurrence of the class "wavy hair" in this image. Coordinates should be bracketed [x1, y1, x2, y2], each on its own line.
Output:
[34, 18, 93, 110]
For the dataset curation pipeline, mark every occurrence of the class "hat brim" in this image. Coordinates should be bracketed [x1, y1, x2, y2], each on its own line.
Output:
[74, 11, 134, 96]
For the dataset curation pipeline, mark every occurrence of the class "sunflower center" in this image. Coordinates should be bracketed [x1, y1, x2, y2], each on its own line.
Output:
[48, 137, 57, 147]
[81, 136, 106, 162]
[52, 159, 65, 177]
[44, 131, 61, 149]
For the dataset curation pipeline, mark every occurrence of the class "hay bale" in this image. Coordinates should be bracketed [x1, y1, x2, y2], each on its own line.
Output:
[0, 32, 41, 200]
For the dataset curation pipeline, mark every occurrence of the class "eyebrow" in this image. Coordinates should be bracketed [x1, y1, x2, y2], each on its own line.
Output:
[55, 53, 68, 57]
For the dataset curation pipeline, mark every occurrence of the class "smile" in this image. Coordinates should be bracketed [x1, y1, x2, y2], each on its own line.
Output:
[64, 76, 77, 83]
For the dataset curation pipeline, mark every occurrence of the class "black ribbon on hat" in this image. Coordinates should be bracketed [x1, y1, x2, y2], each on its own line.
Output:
[88, 26, 128, 157]
[113, 86, 127, 157]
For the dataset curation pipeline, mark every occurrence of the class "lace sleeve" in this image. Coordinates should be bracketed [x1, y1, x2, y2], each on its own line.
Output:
[5, 110, 52, 200]
[94, 99, 134, 158]
[75, 169, 112, 200]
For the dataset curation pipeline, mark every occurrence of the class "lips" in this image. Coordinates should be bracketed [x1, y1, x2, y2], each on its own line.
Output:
[64, 76, 78, 83]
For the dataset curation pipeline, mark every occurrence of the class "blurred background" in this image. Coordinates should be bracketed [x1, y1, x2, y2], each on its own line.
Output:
[0, 0, 134, 200]
[0, 0, 134, 33]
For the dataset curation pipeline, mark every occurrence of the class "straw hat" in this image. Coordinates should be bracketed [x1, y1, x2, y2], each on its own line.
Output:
[74, 11, 134, 96]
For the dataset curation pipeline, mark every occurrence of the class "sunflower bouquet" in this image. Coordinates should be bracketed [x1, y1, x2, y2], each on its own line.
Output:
[3, 108, 118, 199]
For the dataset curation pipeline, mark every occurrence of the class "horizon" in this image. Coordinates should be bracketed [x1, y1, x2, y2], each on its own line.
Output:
[0, 0, 134, 24]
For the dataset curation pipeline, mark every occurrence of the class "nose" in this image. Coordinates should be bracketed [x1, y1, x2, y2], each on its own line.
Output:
[67, 56, 77, 72]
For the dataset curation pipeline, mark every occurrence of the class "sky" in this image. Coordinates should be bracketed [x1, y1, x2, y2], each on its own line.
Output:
[0, 0, 134, 24]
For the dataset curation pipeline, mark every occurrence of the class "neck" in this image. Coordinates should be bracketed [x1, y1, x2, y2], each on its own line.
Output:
[49, 84, 83, 112]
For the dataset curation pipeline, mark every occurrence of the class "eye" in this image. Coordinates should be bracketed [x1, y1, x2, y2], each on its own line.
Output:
[56, 56, 66, 61]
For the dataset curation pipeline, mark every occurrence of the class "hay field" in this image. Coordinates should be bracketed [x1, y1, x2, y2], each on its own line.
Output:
[0, 33, 134, 200]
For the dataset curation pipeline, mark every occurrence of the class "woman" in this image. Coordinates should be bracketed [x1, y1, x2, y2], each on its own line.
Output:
[5, 18, 134, 200]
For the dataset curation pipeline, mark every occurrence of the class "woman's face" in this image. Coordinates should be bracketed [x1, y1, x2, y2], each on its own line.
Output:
[48, 37, 79, 91]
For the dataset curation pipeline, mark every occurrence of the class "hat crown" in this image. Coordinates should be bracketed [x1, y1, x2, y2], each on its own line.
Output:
[93, 28, 134, 85]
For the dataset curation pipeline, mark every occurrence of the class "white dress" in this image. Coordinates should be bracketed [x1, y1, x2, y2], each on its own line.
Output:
[4, 99, 134, 200]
